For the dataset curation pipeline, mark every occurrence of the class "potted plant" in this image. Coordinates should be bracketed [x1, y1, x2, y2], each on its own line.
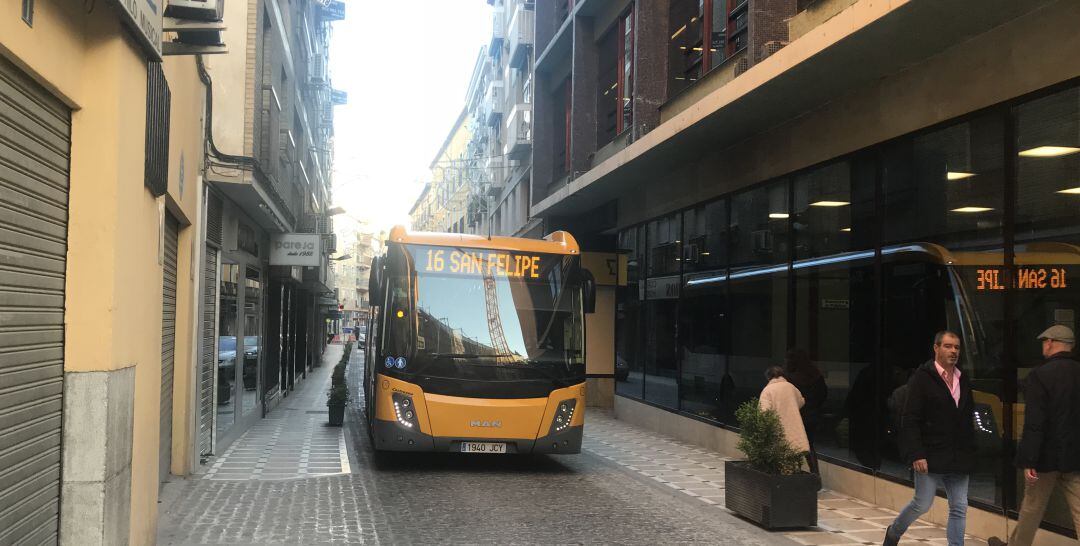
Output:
[725, 399, 820, 529]
[327, 383, 349, 426]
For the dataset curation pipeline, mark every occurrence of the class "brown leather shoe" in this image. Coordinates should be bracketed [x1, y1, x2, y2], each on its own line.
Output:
[987, 538, 1007, 546]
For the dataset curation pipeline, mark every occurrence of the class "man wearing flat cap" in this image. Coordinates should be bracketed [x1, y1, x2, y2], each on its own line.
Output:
[989, 325, 1080, 546]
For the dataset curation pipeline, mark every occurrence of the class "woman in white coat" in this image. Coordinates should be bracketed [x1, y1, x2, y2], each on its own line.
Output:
[759, 366, 812, 464]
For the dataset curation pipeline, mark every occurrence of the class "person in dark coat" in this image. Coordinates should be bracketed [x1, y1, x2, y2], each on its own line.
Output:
[884, 331, 975, 546]
[988, 325, 1080, 546]
[785, 349, 826, 474]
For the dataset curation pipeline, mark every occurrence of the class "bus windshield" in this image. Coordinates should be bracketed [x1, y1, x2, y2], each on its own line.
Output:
[382, 243, 585, 397]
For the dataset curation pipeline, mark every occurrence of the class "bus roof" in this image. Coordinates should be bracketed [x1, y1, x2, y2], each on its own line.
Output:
[387, 226, 581, 255]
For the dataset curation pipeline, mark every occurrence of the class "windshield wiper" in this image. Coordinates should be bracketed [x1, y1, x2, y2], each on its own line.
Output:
[427, 352, 521, 359]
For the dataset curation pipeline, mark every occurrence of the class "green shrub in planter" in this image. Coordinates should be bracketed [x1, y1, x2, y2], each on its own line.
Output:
[725, 399, 819, 529]
[327, 383, 349, 426]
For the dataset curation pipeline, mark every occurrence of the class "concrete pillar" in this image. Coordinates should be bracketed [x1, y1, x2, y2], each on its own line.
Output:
[570, 15, 599, 175]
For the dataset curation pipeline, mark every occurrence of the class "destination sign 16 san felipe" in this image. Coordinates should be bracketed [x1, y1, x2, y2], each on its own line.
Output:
[422, 249, 544, 278]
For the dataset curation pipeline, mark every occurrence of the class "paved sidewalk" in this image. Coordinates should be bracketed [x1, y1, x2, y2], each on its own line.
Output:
[201, 344, 350, 480]
[584, 410, 991, 546]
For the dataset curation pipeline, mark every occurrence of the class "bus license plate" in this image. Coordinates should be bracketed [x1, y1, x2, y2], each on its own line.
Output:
[460, 442, 506, 454]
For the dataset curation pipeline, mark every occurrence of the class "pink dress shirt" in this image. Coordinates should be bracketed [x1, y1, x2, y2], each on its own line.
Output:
[934, 361, 961, 408]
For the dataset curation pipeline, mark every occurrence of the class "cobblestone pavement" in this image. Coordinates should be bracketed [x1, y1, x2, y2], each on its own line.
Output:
[157, 346, 803, 544]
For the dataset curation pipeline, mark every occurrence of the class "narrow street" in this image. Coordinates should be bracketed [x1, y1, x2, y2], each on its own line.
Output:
[156, 345, 783, 545]
[157, 345, 986, 545]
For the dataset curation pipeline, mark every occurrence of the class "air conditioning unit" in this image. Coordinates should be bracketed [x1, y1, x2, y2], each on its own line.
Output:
[165, 0, 224, 22]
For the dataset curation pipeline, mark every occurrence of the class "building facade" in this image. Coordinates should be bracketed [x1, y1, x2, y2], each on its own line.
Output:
[200, 0, 342, 452]
[528, 0, 1080, 543]
[0, 0, 342, 542]
[1, 0, 207, 543]
[410, 108, 475, 233]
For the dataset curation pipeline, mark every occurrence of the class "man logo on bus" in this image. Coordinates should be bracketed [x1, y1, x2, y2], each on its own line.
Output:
[395, 357, 407, 369]
[469, 420, 502, 428]
[384, 357, 394, 368]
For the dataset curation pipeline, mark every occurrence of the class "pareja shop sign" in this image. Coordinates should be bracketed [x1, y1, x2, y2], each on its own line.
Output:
[270, 234, 321, 267]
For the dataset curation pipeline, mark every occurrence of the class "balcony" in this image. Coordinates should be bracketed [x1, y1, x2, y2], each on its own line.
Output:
[505, 104, 532, 160]
[483, 79, 504, 126]
[508, 4, 535, 69]
[485, 155, 505, 194]
[490, 5, 505, 51]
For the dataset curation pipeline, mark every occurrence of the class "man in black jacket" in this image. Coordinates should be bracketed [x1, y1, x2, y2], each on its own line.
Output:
[884, 331, 975, 546]
[988, 325, 1080, 546]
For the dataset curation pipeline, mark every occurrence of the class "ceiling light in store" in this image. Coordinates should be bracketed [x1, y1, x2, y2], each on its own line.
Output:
[809, 200, 850, 207]
[946, 171, 976, 180]
[769, 213, 789, 219]
[700, 252, 711, 256]
[840, 227, 852, 232]
[1056, 187, 1080, 194]
[1019, 146, 1080, 158]
[951, 206, 994, 213]
[671, 25, 687, 40]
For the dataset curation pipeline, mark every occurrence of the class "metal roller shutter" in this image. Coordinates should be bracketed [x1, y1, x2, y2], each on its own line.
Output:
[198, 246, 218, 456]
[160, 214, 179, 482]
[0, 55, 70, 545]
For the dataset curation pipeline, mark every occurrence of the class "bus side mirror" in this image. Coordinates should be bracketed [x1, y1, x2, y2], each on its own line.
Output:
[368, 256, 383, 307]
[582, 270, 596, 314]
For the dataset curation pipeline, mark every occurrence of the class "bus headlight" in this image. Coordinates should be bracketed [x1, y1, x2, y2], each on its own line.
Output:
[550, 399, 577, 434]
[392, 393, 419, 429]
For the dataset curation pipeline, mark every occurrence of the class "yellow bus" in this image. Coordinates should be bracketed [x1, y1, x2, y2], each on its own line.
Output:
[362, 226, 595, 454]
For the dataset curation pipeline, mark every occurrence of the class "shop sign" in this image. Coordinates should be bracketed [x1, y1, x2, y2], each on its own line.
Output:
[270, 234, 321, 266]
[645, 276, 680, 300]
[109, 0, 163, 58]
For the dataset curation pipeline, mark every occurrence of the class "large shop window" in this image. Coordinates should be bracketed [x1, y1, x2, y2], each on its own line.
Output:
[880, 114, 1006, 507]
[1012, 86, 1080, 528]
[643, 214, 682, 408]
[679, 200, 731, 421]
[243, 267, 262, 417]
[726, 180, 789, 415]
[615, 82, 1080, 534]
[217, 263, 240, 438]
[616, 227, 645, 398]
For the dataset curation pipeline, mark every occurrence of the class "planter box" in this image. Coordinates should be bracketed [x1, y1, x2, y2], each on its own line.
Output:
[725, 460, 819, 529]
[328, 403, 346, 426]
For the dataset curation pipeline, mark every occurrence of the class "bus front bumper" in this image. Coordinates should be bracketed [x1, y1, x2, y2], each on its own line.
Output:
[373, 420, 583, 454]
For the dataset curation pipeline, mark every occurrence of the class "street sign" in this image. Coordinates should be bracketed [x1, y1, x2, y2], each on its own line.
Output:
[322, 1, 345, 21]
[109, 0, 163, 58]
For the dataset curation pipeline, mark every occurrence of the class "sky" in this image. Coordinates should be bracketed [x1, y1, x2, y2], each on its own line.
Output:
[328, 1, 490, 233]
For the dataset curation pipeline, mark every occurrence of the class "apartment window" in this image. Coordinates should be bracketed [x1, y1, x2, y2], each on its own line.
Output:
[668, 0, 741, 97]
[597, 7, 635, 148]
[144, 62, 171, 198]
[22, 0, 33, 26]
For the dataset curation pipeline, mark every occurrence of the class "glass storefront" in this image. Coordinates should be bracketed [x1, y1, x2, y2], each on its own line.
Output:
[613, 81, 1080, 534]
[217, 263, 240, 437]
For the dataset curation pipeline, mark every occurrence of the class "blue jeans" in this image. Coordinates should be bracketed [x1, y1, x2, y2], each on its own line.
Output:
[887, 471, 969, 546]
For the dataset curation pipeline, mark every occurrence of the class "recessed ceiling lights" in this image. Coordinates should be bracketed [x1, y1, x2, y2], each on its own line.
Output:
[809, 200, 850, 207]
[946, 172, 976, 181]
[1056, 187, 1080, 195]
[840, 227, 851, 232]
[1019, 146, 1080, 158]
[768, 213, 789, 219]
[951, 207, 994, 213]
